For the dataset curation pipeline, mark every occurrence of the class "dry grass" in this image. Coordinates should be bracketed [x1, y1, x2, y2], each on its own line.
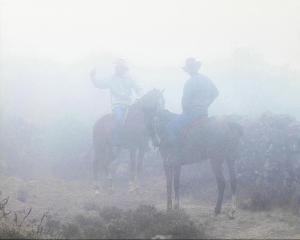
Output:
[0, 191, 206, 239]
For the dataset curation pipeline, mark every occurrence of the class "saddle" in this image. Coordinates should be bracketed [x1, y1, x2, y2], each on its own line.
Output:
[180, 116, 210, 141]
[167, 116, 211, 163]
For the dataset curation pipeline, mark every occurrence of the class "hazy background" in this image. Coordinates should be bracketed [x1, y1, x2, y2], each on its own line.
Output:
[0, 0, 300, 177]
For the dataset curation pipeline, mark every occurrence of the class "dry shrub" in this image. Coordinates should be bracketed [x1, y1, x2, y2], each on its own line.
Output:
[237, 113, 300, 211]
[0, 222, 36, 239]
[57, 205, 206, 239]
[0, 196, 48, 239]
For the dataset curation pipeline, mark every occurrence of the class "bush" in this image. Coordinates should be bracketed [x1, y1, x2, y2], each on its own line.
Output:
[0, 223, 36, 239]
[56, 205, 206, 239]
[236, 112, 300, 210]
[0, 195, 48, 239]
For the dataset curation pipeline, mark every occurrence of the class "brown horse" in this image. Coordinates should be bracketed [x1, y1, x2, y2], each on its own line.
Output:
[156, 110, 243, 217]
[93, 89, 164, 192]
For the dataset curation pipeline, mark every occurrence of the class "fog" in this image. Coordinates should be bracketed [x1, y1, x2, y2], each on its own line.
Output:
[1, 0, 300, 238]
[1, 0, 300, 125]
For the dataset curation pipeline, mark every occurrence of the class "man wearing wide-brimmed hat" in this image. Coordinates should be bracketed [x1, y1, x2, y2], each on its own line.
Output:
[166, 57, 219, 143]
[90, 58, 142, 145]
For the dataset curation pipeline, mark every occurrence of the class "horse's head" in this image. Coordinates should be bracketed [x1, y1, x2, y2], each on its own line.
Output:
[134, 89, 165, 147]
[138, 88, 165, 115]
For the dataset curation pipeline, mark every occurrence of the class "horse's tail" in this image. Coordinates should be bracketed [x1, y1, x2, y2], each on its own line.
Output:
[223, 121, 242, 207]
[92, 115, 113, 182]
[225, 121, 243, 168]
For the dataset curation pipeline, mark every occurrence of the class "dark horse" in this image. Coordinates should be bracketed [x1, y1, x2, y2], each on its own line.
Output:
[156, 109, 243, 217]
[93, 89, 164, 192]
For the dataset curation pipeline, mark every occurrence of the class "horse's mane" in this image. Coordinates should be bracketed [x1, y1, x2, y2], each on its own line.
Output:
[157, 109, 178, 135]
[135, 89, 159, 104]
[160, 109, 178, 122]
[131, 89, 162, 112]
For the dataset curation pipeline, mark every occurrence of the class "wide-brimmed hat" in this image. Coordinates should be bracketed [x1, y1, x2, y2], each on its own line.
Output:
[182, 57, 201, 72]
[114, 58, 128, 68]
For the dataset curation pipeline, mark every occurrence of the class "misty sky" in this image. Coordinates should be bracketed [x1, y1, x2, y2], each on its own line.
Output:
[0, 0, 300, 125]
[1, 0, 300, 67]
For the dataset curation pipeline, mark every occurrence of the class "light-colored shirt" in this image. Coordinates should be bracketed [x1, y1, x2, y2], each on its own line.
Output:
[94, 73, 141, 109]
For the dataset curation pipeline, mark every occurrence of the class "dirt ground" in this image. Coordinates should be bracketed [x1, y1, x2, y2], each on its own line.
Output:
[1, 175, 300, 239]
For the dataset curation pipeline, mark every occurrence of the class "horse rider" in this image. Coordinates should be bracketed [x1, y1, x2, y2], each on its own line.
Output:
[90, 59, 142, 146]
[166, 57, 219, 145]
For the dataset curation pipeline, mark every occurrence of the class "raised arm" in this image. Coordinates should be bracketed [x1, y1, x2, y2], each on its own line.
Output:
[90, 68, 109, 89]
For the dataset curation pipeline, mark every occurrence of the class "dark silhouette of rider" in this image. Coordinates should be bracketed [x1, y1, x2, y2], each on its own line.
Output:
[166, 57, 219, 144]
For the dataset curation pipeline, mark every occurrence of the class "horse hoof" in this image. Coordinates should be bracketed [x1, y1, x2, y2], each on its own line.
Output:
[214, 209, 221, 216]
[128, 182, 140, 193]
[93, 184, 100, 194]
[152, 235, 172, 239]
[128, 187, 136, 193]
[135, 188, 142, 195]
[107, 187, 114, 195]
[227, 209, 236, 220]
[129, 187, 139, 194]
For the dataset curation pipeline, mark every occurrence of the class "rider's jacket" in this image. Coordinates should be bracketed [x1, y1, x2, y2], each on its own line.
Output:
[181, 73, 219, 116]
[96, 73, 141, 109]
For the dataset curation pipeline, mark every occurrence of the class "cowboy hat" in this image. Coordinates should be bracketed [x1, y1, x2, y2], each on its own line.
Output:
[182, 57, 202, 72]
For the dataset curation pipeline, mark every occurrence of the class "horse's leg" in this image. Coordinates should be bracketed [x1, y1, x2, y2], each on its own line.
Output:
[93, 145, 113, 193]
[102, 146, 114, 193]
[93, 148, 101, 192]
[129, 148, 138, 192]
[93, 145, 109, 191]
[164, 157, 173, 210]
[174, 164, 181, 210]
[211, 159, 226, 215]
[93, 148, 100, 182]
[136, 148, 145, 191]
[227, 158, 237, 218]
